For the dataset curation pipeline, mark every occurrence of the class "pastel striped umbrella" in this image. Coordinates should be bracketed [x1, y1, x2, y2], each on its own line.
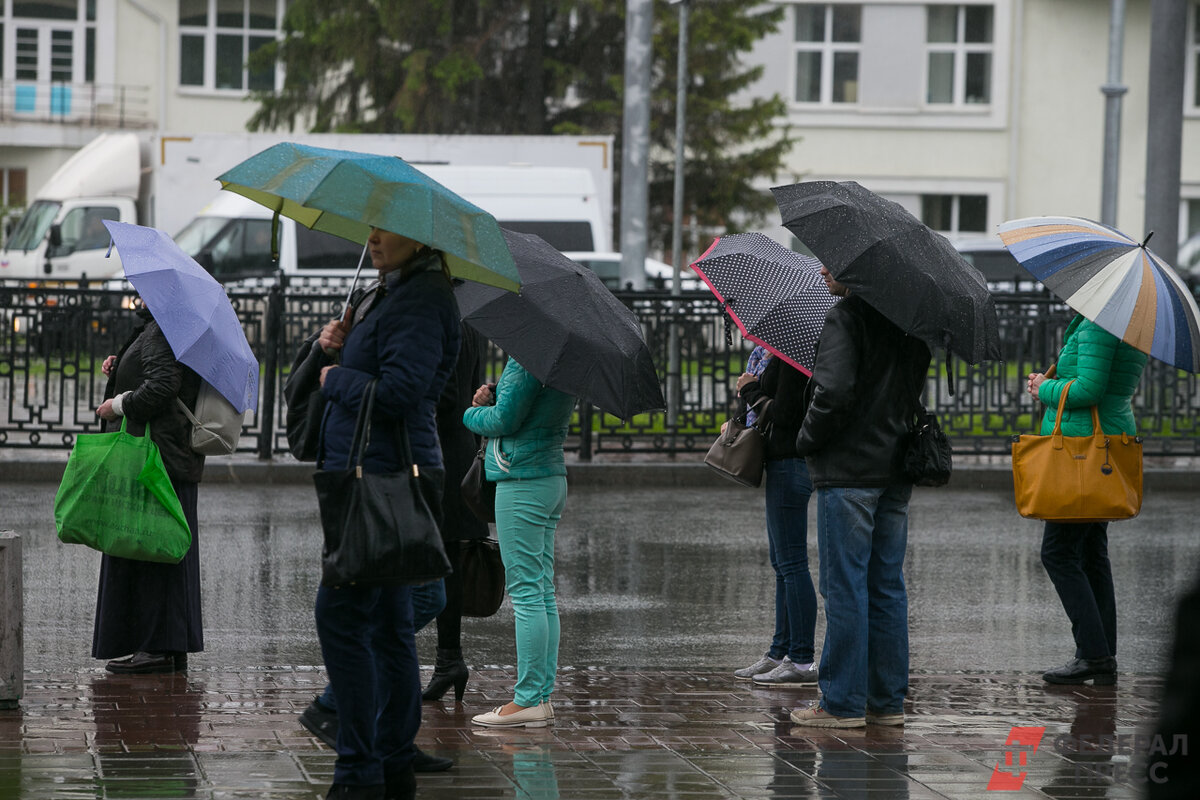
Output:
[998, 216, 1200, 372]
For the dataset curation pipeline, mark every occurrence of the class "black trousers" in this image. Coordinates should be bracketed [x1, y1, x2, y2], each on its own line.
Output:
[1040, 521, 1116, 660]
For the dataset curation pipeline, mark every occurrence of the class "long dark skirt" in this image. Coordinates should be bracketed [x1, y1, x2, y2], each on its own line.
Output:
[91, 480, 203, 659]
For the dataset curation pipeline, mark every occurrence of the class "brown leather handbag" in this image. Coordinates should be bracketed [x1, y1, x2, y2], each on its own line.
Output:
[704, 399, 769, 488]
[1011, 380, 1143, 523]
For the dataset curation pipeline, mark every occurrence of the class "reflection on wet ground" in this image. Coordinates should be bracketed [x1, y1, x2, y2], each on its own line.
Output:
[2, 481, 1195, 797]
[5, 667, 1161, 799]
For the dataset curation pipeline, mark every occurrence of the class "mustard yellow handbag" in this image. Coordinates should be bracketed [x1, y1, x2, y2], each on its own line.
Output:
[1011, 380, 1143, 523]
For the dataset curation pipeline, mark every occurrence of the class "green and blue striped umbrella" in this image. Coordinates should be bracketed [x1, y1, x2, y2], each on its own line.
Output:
[998, 216, 1200, 372]
[218, 142, 520, 292]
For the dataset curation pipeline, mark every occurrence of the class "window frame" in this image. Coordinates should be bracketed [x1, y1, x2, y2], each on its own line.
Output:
[1187, 2, 1200, 114]
[790, 3, 862, 107]
[177, 0, 285, 96]
[920, 192, 989, 235]
[924, 3, 994, 108]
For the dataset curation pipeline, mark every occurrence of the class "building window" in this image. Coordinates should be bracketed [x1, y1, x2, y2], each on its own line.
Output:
[178, 0, 282, 92]
[922, 193, 987, 233]
[926, 4, 993, 105]
[1, 168, 28, 208]
[793, 3, 861, 104]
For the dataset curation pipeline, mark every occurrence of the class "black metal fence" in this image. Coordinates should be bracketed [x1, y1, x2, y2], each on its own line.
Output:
[4, 278, 1199, 457]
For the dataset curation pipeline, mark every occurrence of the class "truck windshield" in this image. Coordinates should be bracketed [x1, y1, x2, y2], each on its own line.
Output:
[175, 216, 232, 258]
[5, 200, 60, 252]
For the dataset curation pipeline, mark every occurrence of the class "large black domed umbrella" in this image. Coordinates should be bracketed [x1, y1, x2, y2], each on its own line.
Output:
[454, 229, 666, 419]
[772, 180, 1002, 364]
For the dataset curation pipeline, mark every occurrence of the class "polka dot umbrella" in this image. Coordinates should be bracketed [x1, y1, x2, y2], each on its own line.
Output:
[689, 233, 838, 375]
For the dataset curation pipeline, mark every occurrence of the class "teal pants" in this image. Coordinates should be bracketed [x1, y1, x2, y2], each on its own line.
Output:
[495, 475, 568, 707]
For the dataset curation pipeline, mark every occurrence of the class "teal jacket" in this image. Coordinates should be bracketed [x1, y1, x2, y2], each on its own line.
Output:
[462, 357, 576, 481]
[1037, 315, 1147, 437]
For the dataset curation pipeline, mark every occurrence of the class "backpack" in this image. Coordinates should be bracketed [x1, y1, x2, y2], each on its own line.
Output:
[176, 381, 245, 456]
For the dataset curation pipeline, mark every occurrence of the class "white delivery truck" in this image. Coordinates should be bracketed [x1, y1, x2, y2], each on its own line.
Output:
[0, 131, 613, 282]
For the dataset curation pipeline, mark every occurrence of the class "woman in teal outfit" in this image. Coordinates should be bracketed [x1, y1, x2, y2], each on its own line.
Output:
[1026, 314, 1147, 686]
[462, 356, 576, 728]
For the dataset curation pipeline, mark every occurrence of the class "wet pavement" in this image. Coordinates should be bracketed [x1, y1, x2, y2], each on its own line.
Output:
[2, 477, 1198, 798]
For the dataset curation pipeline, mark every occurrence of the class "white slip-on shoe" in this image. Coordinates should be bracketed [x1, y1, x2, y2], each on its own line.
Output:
[471, 703, 551, 729]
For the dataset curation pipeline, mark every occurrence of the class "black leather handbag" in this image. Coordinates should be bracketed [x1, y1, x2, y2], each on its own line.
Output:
[460, 440, 496, 523]
[313, 380, 452, 587]
[901, 407, 952, 487]
[459, 537, 506, 617]
[284, 330, 330, 462]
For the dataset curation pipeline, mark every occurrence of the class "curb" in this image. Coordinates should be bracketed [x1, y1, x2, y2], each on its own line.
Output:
[4, 454, 1200, 492]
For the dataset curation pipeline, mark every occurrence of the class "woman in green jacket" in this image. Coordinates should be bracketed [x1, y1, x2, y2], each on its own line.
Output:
[1026, 314, 1147, 686]
[462, 356, 576, 728]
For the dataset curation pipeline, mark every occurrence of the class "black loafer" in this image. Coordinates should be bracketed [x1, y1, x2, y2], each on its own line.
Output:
[413, 748, 453, 773]
[1042, 656, 1117, 685]
[299, 697, 339, 748]
[105, 651, 184, 674]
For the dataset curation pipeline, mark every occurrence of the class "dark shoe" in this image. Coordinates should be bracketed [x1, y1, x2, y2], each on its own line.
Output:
[384, 766, 416, 800]
[299, 696, 339, 748]
[422, 647, 468, 702]
[325, 783, 384, 800]
[413, 748, 453, 773]
[1042, 656, 1117, 685]
[104, 651, 184, 674]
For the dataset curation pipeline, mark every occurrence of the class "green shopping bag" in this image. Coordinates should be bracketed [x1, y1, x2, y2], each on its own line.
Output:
[54, 419, 192, 564]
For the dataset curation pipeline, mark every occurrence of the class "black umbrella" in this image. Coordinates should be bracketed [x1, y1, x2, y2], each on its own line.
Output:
[690, 233, 837, 374]
[772, 181, 1002, 363]
[455, 229, 666, 419]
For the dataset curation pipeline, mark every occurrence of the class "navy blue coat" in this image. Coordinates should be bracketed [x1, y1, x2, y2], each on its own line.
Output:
[319, 257, 461, 472]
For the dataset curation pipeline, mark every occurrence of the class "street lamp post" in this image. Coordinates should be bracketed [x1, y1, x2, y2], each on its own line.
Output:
[667, 0, 689, 426]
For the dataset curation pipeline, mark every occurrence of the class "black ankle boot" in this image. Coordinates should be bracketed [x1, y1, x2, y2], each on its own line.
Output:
[422, 647, 468, 702]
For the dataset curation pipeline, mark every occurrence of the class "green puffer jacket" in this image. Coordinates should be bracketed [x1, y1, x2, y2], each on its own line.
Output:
[462, 357, 576, 481]
[1037, 315, 1147, 437]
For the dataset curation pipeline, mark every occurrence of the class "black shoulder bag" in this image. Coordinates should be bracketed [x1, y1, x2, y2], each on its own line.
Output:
[313, 380, 452, 587]
[899, 370, 952, 487]
[284, 330, 330, 462]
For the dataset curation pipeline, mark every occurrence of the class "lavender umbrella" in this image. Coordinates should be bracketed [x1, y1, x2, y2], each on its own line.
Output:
[103, 220, 259, 412]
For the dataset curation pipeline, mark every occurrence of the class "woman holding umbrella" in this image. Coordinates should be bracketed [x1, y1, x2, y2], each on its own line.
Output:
[730, 345, 818, 687]
[92, 302, 205, 674]
[462, 356, 576, 728]
[315, 226, 460, 800]
[1026, 316, 1146, 686]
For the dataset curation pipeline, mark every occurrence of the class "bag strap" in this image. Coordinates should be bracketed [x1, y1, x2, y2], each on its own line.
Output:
[348, 379, 420, 477]
[1049, 380, 1106, 449]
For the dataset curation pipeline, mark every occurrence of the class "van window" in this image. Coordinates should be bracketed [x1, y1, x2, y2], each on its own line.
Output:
[49, 206, 120, 256]
[295, 226, 364, 270]
[500, 220, 594, 252]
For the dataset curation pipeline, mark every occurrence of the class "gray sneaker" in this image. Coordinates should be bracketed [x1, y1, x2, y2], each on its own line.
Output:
[733, 655, 781, 680]
[752, 659, 818, 687]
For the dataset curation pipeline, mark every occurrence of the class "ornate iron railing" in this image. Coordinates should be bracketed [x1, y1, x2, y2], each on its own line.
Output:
[3, 279, 1199, 457]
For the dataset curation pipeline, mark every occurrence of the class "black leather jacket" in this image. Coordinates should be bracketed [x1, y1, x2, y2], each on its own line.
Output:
[795, 295, 931, 488]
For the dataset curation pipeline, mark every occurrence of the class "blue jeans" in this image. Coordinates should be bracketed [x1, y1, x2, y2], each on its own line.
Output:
[1040, 521, 1115, 660]
[496, 475, 567, 707]
[315, 583, 419, 786]
[816, 485, 911, 719]
[317, 579, 445, 714]
[764, 458, 816, 664]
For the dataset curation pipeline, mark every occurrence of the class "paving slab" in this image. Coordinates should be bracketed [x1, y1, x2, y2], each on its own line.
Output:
[1, 666, 1168, 799]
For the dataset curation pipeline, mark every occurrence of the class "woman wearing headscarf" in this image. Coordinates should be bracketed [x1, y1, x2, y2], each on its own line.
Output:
[93, 301, 204, 674]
